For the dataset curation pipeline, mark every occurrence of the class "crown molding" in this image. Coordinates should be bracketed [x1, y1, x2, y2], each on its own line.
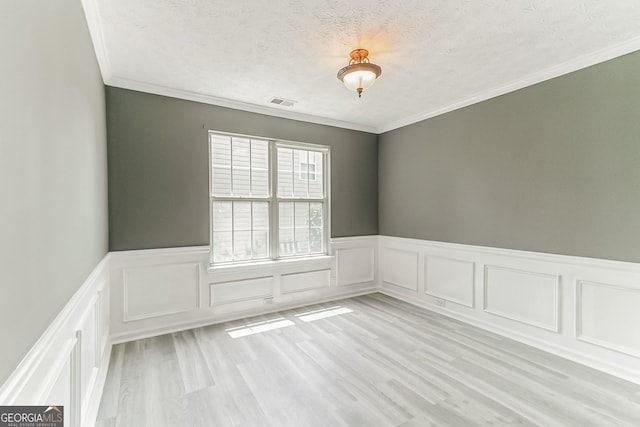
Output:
[80, 0, 112, 83]
[103, 35, 640, 135]
[106, 76, 379, 134]
[378, 36, 640, 133]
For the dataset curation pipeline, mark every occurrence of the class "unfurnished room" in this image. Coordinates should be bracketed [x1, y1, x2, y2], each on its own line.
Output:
[2, 1, 640, 426]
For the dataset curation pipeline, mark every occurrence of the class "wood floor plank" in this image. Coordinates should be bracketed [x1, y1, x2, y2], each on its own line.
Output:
[171, 329, 215, 394]
[97, 293, 640, 426]
[95, 417, 116, 427]
[96, 344, 124, 420]
[236, 353, 346, 427]
[112, 341, 145, 427]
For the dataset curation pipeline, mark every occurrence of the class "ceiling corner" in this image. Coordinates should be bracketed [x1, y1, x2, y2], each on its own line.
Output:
[81, 0, 113, 84]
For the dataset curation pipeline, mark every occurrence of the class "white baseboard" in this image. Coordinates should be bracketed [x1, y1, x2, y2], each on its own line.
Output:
[378, 235, 640, 385]
[0, 254, 111, 427]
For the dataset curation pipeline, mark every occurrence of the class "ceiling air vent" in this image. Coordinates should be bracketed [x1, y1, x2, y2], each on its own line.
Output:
[269, 97, 297, 107]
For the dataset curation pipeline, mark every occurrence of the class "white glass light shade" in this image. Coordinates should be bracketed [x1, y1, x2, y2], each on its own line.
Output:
[342, 69, 377, 91]
[337, 61, 382, 97]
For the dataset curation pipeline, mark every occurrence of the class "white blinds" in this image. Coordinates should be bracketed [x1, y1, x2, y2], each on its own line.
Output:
[210, 133, 327, 263]
[211, 135, 269, 197]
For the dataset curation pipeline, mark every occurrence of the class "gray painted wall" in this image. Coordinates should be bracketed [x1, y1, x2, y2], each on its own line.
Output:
[106, 87, 378, 251]
[380, 51, 640, 263]
[0, 1, 108, 384]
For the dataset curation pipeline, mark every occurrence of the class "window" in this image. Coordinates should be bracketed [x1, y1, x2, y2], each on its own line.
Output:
[209, 132, 329, 264]
[300, 161, 316, 181]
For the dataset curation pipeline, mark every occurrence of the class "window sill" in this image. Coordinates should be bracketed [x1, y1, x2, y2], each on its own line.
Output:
[207, 255, 335, 275]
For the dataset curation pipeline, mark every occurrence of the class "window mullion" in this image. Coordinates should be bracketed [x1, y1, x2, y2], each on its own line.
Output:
[306, 151, 310, 198]
[308, 201, 312, 255]
[230, 137, 234, 196]
[276, 198, 323, 203]
[270, 141, 278, 260]
[212, 196, 270, 202]
[231, 201, 235, 259]
[291, 149, 295, 198]
[249, 139, 253, 196]
[293, 201, 297, 255]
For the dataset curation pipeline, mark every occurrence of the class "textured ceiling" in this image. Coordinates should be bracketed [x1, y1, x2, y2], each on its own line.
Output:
[86, 0, 640, 133]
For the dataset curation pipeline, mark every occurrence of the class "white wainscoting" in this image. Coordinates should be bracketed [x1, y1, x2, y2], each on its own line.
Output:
[577, 280, 640, 358]
[210, 277, 273, 306]
[6, 232, 640, 423]
[425, 255, 475, 307]
[380, 247, 419, 290]
[281, 269, 331, 294]
[335, 247, 375, 286]
[0, 256, 111, 427]
[483, 265, 560, 332]
[123, 263, 200, 321]
[109, 236, 378, 343]
[378, 235, 640, 385]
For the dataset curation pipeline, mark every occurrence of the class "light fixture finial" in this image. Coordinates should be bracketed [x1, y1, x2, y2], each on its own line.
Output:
[337, 48, 382, 98]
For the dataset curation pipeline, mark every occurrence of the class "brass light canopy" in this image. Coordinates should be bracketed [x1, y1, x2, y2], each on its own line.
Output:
[337, 48, 382, 98]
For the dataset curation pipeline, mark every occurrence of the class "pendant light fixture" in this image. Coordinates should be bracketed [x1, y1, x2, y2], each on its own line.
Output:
[337, 49, 382, 98]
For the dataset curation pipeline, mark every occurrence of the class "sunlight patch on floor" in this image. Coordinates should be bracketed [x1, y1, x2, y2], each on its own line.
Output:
[295, 306, 353, 322]
[226, 317, 295, 338]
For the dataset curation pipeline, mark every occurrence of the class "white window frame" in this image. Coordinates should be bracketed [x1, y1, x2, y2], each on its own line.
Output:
[208, 131, 331, 266]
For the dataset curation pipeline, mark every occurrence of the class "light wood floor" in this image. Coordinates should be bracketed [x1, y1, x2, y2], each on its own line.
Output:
[96, 293, 640, 426]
